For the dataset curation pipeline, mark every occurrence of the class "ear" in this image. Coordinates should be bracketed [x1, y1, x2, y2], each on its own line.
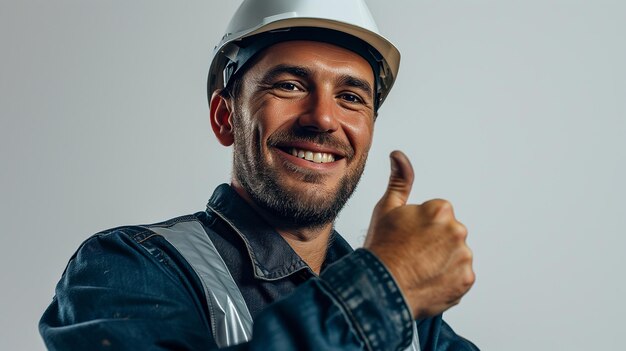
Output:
[209, 91, 234, 146]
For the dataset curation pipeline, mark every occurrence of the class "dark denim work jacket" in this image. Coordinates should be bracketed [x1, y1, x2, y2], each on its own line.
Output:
[40, 184, 479, 350]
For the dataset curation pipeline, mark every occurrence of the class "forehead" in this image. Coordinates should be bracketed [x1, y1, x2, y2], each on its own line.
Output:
[246, 40, 375, 83]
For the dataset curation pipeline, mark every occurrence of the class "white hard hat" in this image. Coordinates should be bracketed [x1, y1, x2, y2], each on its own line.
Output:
[208, 0, 401, 110]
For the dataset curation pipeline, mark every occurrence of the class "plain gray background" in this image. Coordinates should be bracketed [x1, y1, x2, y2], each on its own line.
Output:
[1, 0, 624, 349]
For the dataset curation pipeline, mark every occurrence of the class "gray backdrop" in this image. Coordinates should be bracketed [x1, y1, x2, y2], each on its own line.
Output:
[1, 0, 624, 350]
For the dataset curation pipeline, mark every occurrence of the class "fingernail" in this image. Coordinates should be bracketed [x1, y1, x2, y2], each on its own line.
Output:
[390, 155, 398, 173]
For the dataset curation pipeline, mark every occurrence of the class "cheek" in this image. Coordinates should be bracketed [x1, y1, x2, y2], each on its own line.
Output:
[238, 94, 277, 143]
[342, 117, 374, 154]
[256, 102, 300, 138]
[232, 111, 265, 155]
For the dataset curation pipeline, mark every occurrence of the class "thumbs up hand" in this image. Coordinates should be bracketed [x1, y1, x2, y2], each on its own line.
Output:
[364, 151, 475, 320]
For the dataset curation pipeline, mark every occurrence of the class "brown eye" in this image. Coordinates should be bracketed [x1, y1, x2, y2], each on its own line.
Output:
[339, 93, 363, 104]
[276, 82, 300, 91]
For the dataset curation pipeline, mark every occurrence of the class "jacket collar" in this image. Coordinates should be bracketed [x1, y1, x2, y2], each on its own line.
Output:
[206, 184, 353, 281]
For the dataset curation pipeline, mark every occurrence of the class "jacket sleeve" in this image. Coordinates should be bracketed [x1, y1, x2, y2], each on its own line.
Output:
[40, 230, 218, 350]
[40, 230, 477, 351]
[415, 314, 480, 351]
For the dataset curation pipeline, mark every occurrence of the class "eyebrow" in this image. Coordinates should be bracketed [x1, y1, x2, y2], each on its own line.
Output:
[337, 75, 373, 99]
[259, 64, 374, 98]
[260, 64, 312, 85]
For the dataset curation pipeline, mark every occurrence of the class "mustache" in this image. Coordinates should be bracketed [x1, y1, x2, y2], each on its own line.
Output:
[267, 127, 355, 159]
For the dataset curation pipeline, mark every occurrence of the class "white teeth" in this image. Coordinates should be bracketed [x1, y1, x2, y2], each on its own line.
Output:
[289, 148, 337, 163]
[313, 153, 323, 163]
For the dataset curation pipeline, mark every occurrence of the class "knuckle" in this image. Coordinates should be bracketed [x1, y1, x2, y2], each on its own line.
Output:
[451, 222, 468, 240]
[457, 246, 473, 263]
[439, 199, 453, 211]
[426, 199, 453, 218]
[427, 198, 449, 208]
[463, 269, 476, 288]
[464, 247, 474, 262]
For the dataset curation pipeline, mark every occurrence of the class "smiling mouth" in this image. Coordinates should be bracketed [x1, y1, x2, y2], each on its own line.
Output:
[277, 147, 339, 164]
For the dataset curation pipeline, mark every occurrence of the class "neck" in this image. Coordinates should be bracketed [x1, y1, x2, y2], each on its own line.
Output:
[232, 181, 333, 274]
[275, 225, 333, 275]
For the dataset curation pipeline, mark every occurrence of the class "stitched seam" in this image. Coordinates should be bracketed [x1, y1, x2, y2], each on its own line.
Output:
[318, 278, 373, 351]
[137, 233, 160, 244]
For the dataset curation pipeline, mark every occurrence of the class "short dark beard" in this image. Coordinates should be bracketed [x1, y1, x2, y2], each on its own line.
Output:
[231, 109, 367, 229]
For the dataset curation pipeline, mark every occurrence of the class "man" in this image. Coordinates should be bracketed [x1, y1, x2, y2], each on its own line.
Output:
[40, 1, 478, 350]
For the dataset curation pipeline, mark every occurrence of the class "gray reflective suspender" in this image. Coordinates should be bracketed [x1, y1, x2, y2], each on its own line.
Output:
[142, 220, 253, 348]
[143, 219, 420, 350]
[408, 323, 421, 351]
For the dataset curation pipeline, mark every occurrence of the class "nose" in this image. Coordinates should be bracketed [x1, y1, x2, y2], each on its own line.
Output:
[297, 91, 340, 133]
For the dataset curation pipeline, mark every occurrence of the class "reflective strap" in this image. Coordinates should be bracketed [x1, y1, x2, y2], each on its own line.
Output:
[142, 220, 253, 348]
[404, 322, 421, 351]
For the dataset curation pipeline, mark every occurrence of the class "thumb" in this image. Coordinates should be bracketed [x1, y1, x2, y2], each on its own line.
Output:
[377, 150, 415, 214]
